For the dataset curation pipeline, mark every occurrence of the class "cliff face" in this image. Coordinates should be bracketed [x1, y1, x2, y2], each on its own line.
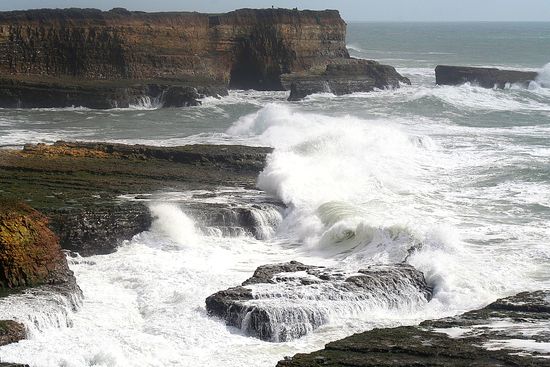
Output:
[0, 8, 348, 89]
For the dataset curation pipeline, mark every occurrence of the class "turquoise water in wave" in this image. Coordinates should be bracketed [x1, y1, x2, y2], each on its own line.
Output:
[0, 22, 549, 367]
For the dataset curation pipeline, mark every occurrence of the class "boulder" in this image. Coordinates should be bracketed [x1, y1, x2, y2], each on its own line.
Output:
[278, 290, 550, 366]
[162, 86, 202, 107]
[284, 59, 411, 101]
[0, 200, 75, 288]
[206, 261, 432, 342]
[0, 320, 25, 346]
[435, 65, 538, 88]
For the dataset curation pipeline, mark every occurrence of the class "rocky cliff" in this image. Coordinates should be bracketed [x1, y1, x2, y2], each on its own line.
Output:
[0, 8, 347, 86]
[0, 7, 406, 107]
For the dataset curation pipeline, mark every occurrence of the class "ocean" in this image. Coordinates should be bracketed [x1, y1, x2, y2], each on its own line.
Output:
[0, 22, 549, 366]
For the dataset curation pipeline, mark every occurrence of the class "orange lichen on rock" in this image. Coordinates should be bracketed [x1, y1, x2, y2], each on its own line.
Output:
[21, 143, 112, 159]
[0, 200, 72, 288]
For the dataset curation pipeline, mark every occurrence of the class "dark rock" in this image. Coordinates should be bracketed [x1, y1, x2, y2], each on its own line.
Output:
[206, 262, 432, 342]
[284, 59, 411, 101]
[0, 320, 25, 346]
[435, 65, 538, 88]
[179, 200, 284, 240]
[0, 79, 226, 109]
[162, 86, 202, 107]
[278, 290, 550, 366]
[49, 202, 152, 256]
[0, 141, 272, 256]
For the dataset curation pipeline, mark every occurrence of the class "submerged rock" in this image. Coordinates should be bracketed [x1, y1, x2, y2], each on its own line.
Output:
[206, 261, 432, 342]
[435, 65, 538, 88]
[284, 59, 411, 101]
[278, 290, 550, 366]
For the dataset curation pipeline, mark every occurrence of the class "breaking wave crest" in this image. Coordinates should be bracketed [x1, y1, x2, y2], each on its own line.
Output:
[228, 104, 532, 311]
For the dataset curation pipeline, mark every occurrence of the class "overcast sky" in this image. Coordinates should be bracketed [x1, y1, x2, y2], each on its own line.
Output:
[1, 0, 550, 22]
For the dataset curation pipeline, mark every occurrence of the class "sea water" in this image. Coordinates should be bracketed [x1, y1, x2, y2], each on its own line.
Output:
[0, 22, 549, 367]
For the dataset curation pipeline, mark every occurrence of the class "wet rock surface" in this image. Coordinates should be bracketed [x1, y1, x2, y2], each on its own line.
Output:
[278, 290, 550, 366]
[0, 141, 272, 255]
[0, 320, 25, 346]
[435, 65, 538, 88]
[206, 261, 432, 342]
[285, 59, 411, 101]
[0, 200, 75, 288]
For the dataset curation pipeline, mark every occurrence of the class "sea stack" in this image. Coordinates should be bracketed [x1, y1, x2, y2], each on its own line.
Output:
[435, 65, 538, 88]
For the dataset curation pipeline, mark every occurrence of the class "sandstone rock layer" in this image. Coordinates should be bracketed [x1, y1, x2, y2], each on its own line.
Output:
[0, 8, 408, 107]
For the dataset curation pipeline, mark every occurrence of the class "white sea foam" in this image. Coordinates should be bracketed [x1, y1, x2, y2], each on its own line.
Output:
[536, 62, 550, 88]
[228, 104, 549, 314]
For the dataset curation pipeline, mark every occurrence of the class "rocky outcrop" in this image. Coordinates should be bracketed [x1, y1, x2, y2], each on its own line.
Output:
[0, 8, 406, 108]
[0, 141, 272, 255]
[278, 290, 550, 366]
[0, 79, 227, 109]
[0, 200, 75, 288]
[285, 59, 411, 101]
[0, 8, 346, 107]
[435, 65, 538, 88]
[0, 201, 81, 352]
[206, 261, 432, 342]
[0, 320, 25, 346]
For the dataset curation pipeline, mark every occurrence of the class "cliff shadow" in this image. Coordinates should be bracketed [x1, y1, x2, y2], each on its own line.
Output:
[228, 28, 293, 91]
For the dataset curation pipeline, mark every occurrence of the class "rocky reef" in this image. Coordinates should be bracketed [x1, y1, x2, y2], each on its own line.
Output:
[206, 261, 432, 342]
[0, 7, 407, 108]
[285, 60, 411, 101]
[435, 65, 538, 88]
[0, 141, 273, 255]
[278, 290, 550, 366]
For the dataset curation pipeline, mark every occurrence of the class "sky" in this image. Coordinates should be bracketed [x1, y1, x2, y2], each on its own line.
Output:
[0, 0, 550, 22]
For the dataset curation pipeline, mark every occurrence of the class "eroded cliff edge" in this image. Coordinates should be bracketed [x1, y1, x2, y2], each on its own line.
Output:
[0, 7, 407, 107]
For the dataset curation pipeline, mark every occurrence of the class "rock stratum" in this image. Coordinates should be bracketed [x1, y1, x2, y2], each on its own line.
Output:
[0, 141, 273, 255]
[278, 290, 550, 366]
[435, 65, 538, 88]
[0, 7, 407, 107]
[206, 261, 432, 342]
